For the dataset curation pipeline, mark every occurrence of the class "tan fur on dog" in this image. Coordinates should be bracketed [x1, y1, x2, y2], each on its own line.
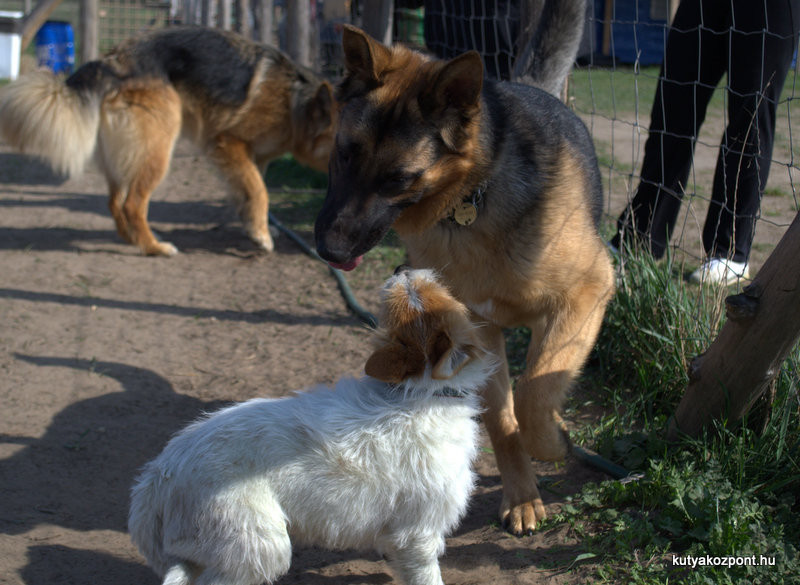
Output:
[315, 22, 614, 535]
[0, 27, 336, 256]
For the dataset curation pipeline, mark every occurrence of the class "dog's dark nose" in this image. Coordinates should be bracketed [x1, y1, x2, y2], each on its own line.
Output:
[394, 264, 411, 275]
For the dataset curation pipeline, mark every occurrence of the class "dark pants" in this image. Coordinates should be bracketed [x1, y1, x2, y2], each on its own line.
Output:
[612, 0, 800, 263]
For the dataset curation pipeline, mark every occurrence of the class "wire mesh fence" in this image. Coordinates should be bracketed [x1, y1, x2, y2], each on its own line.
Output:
[3, 0, 796, 275]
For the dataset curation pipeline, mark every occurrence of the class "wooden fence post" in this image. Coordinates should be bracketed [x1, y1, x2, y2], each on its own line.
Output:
[201, 0, 213, 26]
[18, 0, 63, 51]
[235, 0, 250, 37]
[253, 0, 272, 43]
[80, 0, 98, 62]
[667, 210, 800, 440]
[286, 0, 310, 67]
[219, 0, 232, 30]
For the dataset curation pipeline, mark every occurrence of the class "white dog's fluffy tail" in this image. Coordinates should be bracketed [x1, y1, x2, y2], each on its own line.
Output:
[0, 69, 101, 177]
[161, 563, 193, 585]
[128, 464, 172, 578]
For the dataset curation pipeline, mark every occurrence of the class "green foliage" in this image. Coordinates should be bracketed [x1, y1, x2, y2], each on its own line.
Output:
[561, 250, 800, 583]
[265, 155, 329, 191]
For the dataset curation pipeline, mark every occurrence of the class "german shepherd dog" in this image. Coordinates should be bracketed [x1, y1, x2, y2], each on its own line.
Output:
[0, 27, 336, 256]
[314, 1, 615, 535]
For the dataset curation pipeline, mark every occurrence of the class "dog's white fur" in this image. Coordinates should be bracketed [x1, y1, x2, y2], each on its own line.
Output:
[129, 269, 495, 585]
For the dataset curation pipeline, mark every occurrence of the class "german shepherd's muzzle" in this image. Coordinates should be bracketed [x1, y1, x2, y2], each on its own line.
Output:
[314, 142, 417, 271]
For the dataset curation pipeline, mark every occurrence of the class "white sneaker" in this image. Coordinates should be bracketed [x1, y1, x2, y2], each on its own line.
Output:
[689, 257, 750, 285]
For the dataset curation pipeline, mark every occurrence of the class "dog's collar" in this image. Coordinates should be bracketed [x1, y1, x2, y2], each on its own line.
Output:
[434, 386, 468, 398]
[447, 182, 487, 226]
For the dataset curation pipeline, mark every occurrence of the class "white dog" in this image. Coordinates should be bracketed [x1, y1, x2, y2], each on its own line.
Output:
[128, 268, 496, 585]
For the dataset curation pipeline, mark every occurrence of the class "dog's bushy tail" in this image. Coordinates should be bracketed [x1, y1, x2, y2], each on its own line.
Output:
[128, 464, 173, 579]
[0, 65, 109, 177]
[513, 0, 586, 97]
[161, 563, 193, 585]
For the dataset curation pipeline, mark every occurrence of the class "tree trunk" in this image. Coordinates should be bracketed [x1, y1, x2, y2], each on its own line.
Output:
[667, 210, 800, 440]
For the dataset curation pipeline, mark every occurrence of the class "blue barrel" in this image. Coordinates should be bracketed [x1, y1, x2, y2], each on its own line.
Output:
[36, 21, 75, 74]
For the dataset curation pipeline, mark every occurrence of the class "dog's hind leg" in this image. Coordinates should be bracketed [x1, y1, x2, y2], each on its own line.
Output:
[209, 136, 274, 252]
[100, 81, 182, 256]
[107, 181, 133, 244]
[384, 535, 445, 585]
[476, 323, 546, 536]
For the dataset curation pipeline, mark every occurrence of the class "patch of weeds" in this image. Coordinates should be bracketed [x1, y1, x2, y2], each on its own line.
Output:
[264, 155, 328, 190]
[557, 451, 799, 584]
[763, 187, 789, 198]
[561, 247, 800, 584]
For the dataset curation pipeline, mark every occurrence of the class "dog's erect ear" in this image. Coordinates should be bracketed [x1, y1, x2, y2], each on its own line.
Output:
[419, 51, 483, 151]
[422, 51, 483, 115]
[365, 340, 426, 384]
[342, 25, 392, 84]
[431, 330, 475, 380]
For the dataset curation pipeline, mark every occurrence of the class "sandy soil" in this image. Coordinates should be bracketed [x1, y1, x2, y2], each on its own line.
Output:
[0, 142, 608, 585]
[2, 97, 796, 584]
[586, 108, 800, 275]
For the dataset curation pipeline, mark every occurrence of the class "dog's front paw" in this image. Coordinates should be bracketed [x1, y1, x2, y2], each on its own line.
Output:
[143, 241, 179, 257]
[500, 494, 547, 536]
[249, 230, 275, 253]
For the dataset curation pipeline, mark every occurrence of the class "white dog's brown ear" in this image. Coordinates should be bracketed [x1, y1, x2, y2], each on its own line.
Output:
[431, 331, 474, 380]
[365, 340, 425, 384]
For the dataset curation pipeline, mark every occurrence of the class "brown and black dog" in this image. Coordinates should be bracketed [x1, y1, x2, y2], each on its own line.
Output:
[0, 27, 336, 256]
[315, 2, 614, 536]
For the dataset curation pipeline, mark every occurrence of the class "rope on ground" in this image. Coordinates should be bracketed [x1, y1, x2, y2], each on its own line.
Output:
[572, 445, 635, 480]
[268, 212, 378, 329]
[269, 213, 635, 482]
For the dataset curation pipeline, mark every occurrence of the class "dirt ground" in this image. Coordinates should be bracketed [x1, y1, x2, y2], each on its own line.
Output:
[588, 106, 800, 276]
[2, 93, 797, 583]
[0, 140, 613, 585]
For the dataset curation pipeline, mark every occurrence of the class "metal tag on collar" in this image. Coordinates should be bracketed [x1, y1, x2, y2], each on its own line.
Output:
[453, 201, 478, 226]
[452, 184, 485, 226]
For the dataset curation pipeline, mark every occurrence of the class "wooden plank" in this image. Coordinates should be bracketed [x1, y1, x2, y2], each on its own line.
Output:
[602, 0, 612, 56]
[18, 0, 63, 51]
[668, 210, 800, 439]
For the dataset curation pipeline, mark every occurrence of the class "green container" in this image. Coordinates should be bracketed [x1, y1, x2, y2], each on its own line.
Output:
[395, 8, 425, 47]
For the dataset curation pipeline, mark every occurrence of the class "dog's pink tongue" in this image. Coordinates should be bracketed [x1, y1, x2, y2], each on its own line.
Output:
[328, 255, 364, 271]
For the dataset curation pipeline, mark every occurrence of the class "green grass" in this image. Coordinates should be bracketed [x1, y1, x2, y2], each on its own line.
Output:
[554, 250, 800, 584]
[265, 152, 800, 585]
[571, 65, 662, 120]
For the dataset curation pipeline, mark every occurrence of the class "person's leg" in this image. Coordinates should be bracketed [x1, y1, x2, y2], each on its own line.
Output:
[613, 0, 726, 258]
[703, 0, 800, 264]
